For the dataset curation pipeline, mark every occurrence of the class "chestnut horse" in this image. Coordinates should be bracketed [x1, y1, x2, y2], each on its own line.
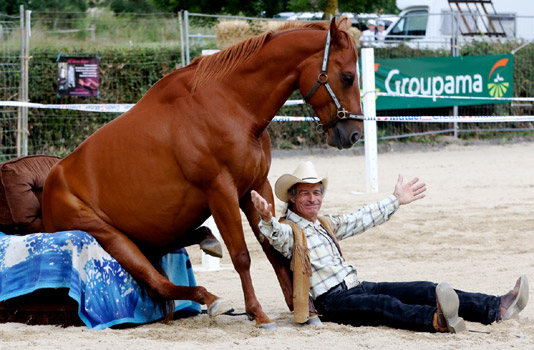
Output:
[42, 17, 363, 329]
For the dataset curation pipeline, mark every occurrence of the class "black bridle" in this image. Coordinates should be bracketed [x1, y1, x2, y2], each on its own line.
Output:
[303, 30, 364, 131]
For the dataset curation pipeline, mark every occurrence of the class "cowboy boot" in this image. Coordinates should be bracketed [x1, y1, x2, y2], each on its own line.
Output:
[434, 282, 466, 333]
[500, 275, 529, 321]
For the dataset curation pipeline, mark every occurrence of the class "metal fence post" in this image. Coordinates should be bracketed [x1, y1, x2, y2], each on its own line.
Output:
[178, 10, 185, 68]
[90, 24, 96, 40]
[21, 10, 31, 156]
[362, 48, 378, 193]
[17, 5, 25, 157]
[452, 11, 460, 138]
[184, 10, 190, 65]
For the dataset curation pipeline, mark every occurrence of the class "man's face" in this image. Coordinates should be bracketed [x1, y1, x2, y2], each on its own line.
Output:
[378, 24, 385, 32]
[290, 182, 323, 222]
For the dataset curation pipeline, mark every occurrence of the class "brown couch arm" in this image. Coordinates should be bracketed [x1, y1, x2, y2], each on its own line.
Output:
[0, 155, 61, 235]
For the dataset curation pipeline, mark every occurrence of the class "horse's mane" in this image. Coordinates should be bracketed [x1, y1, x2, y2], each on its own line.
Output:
[190, 21, 330, 91]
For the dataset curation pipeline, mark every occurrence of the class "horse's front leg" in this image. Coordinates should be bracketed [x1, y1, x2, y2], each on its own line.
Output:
[208, 179, 274, 329]
[240, 180, 294, 311]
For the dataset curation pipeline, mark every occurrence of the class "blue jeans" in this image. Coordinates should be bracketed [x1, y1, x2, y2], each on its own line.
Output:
[313, 280, 501, 332]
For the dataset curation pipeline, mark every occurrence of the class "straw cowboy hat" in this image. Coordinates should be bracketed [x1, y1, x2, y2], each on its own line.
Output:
[274, 161, 328, 202]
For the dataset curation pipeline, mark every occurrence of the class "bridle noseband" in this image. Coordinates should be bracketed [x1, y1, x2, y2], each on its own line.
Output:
[303, 30, 364, 131]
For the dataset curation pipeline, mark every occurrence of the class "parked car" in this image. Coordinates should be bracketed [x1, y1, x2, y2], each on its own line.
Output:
[351, 14, 399, 31]
[273, 12, 296, 20]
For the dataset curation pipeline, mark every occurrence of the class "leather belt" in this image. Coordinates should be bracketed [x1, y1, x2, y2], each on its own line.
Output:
[315, 274, 359, 306]
[314, 281, 347, 306]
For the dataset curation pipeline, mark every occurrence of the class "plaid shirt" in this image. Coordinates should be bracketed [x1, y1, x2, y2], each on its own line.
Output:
[259, 194, 399, 300]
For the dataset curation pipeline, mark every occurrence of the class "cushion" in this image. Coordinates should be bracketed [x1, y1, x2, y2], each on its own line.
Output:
[0, 155, 61, 234]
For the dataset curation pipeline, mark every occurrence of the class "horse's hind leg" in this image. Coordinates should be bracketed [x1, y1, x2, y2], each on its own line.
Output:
[87, 220, 231, 316]
[43, 188, 230, 316]
[88, 225, 231, 315]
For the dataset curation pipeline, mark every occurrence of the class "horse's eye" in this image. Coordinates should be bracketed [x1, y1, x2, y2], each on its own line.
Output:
[341, 74, 354, 86]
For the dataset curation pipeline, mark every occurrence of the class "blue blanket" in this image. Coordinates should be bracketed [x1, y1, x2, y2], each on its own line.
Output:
[0, 231, 201, 329]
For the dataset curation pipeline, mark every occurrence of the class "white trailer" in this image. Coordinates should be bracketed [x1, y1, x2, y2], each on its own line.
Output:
[385, 0, 534, 49]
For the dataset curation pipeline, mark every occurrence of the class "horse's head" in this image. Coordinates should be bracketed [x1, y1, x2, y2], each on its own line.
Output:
[299, 17, 363, 149]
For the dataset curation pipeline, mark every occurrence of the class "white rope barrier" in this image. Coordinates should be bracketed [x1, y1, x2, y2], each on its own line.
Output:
[0, 101, 135, 113]
[374, 116, 534, 122]
[0, 100, 304, 114]
[373, 91, 534, 102]
[274, 116, 534, 122]
[3, 101, 533, 122]
[273, 116, 316, 121]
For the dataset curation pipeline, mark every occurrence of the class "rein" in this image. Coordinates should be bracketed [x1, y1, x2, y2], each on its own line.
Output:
[303, 30, 364, 131]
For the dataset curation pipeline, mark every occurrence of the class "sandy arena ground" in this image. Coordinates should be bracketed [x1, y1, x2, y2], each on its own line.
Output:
[1, 141, 533, 349]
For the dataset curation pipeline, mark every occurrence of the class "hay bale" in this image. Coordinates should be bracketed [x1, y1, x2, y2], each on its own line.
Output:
[215, 19, 362, 49]
[216, 20, 253, 49]
[252, 20, 287, 34]
[348, 27, 362, 47]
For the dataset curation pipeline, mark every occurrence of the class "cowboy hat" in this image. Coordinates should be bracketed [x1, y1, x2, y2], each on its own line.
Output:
[274, 161, 328, 202]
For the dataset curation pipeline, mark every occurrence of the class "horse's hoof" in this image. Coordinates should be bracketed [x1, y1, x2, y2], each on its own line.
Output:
[305, 315, 323, 327]
[207, 299, 233, 317]
[258, 322, 277, 331]
[199, 238, 223, 258]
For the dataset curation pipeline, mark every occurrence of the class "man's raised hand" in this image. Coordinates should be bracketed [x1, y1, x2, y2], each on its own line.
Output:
[251, 190, 273, 221]
[393, 175, 427, 205]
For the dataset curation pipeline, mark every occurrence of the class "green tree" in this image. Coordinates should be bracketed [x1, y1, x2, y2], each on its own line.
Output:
[150, 0, 399, 17]
[151, 0, 259, 16]
[110, 0, 158, 13]
[324, 0, 338, 18]
[288, 0, 321, 12]
[260, 0, 290, 18]
[0, 0, 88, 15]
[288, 0, 398, 15]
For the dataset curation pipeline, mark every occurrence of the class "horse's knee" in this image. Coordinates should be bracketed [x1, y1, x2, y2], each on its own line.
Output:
[230, 250, 251, 273]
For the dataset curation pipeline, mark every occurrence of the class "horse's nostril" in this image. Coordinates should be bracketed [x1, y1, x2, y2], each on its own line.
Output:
[350, 131, 360, 144]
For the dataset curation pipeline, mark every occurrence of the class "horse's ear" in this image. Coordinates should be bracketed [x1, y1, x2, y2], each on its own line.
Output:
[329, 16, 348, 48]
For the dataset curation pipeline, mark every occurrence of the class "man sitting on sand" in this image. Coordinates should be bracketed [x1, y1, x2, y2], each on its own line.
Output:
[251, 161, 528, 332]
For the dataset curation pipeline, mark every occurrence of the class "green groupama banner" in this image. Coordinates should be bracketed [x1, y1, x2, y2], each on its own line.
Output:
[369, 54, 513, 111]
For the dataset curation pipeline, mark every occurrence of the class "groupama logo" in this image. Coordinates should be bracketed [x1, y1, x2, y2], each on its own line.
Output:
[487, 58, 510, 98]
[379, 56, 512, 101]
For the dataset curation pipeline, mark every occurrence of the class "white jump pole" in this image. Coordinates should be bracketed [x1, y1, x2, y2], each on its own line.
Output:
[361, 48, 379, 193]
[200, 216, 222, 270]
